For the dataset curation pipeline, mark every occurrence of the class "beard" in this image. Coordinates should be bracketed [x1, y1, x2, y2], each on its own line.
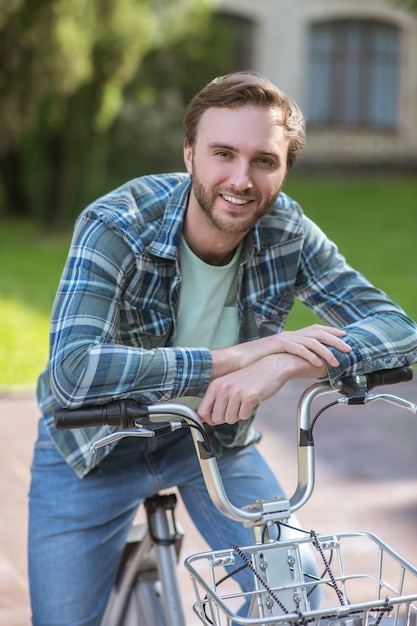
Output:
[191, 167, 282, 235]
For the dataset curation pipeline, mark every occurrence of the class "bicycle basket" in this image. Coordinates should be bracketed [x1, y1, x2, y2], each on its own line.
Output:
[185, 531, 417, 626]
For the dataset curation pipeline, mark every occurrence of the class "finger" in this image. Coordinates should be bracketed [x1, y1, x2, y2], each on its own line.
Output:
[199, 379, 233, 425]
[303, 339, 342, 367]
[299, 330, 352, 355]
[302, 345, 339, 367]
[277, 337, 337, 367]
[300, 329, 350, 349]
[291, 326, 349, 345]
[210, 392, 239, 425]
[305, 324, 346, 336]
[310, 325, 347, 337]
[198, 389, 216, 424]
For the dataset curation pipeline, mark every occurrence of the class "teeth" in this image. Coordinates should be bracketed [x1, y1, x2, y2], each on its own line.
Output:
[223, 195, 248, 206]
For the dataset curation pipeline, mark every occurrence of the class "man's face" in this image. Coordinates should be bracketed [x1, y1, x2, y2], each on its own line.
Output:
[184, 105, 289, 236]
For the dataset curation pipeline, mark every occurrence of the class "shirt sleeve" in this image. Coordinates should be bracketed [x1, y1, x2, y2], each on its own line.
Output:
[48, 211, 212, 408]
[296, 215, 417, 384]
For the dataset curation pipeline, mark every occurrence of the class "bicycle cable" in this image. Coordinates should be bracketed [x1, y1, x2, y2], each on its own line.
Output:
[201, 563, 248, 625]
[272, 521, 337, 599]
[175, 417, 213, 452]
[310, 399, 340, 435]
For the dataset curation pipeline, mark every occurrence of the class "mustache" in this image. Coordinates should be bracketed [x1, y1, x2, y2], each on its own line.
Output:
[219, 187, 259, 200]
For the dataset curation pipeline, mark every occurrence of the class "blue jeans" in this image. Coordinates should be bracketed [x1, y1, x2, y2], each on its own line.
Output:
[29, 418, 320, 625]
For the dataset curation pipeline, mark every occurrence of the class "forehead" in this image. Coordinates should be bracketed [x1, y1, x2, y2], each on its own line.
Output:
[195, 105, 288, 152]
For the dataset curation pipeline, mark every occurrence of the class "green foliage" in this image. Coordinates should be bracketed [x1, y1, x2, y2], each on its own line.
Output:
[0, 0, 222, 225]
[104, 13, 240, 188]
[394, 0, 417, 10]
[0, 0, 215, 139]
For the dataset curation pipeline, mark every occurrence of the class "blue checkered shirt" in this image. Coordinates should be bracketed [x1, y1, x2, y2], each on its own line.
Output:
[37, 173, 417, 477]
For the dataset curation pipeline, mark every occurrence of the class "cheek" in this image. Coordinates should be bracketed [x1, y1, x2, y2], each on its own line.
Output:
[264, 171, 286, 194]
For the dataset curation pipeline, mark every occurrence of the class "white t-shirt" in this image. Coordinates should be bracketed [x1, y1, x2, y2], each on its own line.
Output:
[173, 236, 242, 409]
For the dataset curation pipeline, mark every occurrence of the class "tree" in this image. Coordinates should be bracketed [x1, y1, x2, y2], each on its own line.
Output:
[0, 0, 219, 226]
[104, 12, 243, 188]
[396, 0, 417, 9]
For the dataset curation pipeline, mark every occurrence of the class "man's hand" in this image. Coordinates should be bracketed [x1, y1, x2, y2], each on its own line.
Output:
[211, 324, 351, 379]
[201, 325, 353, 427]
[199, 352, 328, 426]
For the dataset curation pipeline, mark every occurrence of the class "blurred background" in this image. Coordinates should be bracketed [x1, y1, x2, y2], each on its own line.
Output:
[1, 0, 416, 390]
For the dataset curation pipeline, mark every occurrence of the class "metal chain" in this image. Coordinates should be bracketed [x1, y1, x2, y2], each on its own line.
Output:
[310, 530, 345, 606]
[233, 545, 290, 614]
[372, 597, 393, 626]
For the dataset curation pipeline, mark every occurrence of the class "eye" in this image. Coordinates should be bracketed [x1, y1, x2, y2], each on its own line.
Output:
[215, 150, 232, 159]
[256, 157, 275, 167]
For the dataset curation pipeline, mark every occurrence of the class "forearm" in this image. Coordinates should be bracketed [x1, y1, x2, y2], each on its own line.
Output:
[210, 324, 351, 380]
[48, 215, 214, 407]
[50, 342, 212, 407]
[326, 311, 417, 384]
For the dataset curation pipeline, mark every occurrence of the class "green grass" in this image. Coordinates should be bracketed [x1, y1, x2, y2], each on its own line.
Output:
[1, 175, 416, 388]
[283, 175, 417, 329]
[0, 221, 71, 388]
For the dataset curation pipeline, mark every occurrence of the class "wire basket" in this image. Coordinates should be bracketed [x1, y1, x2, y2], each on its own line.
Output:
[185, 531, 417, 626]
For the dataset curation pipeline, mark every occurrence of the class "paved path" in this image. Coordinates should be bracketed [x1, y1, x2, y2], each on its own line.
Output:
[1, 378, 416, 625]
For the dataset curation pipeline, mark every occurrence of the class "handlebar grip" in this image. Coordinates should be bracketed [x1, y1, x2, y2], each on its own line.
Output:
[54, 400, 149, 430]
[339, 365, 413, 397]
[367, 365, 413, 390]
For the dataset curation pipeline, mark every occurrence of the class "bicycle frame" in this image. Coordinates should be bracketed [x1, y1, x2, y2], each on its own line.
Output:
[101, 493, 186, 626]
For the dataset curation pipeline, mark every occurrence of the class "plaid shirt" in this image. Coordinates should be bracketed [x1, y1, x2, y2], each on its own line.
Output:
[37, 173, 417, 477]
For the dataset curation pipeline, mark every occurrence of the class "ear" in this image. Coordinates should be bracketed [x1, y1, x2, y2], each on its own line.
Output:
[183, 140, 193, 175]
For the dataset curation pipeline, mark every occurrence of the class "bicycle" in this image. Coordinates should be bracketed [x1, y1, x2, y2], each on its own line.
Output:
[54, 365, 417, 626]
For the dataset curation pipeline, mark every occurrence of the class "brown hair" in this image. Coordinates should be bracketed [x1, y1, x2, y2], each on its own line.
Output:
[183, 71, 305, 169]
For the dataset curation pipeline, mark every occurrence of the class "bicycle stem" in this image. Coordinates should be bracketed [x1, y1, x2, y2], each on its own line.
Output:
[145, 403, 263, 524]
[289, 381, 335, 513]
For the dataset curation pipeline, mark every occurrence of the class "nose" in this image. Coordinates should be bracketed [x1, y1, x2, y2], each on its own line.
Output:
[229, 159, 253, 191]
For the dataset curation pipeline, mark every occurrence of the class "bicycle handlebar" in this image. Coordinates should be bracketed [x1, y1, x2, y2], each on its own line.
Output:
[54, 366, 415, 524]
[54, 366, 413, 431]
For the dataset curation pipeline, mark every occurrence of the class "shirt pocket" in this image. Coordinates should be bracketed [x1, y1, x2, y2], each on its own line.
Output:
[247, 295, 293, 335]
[119, 304, 173, 347]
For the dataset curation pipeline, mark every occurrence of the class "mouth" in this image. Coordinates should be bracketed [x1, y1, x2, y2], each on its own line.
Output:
[221, 193, 253, 208]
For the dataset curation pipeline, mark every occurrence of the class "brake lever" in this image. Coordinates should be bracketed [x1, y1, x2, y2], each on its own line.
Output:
[91, 428, 156, 453]
[90, 420, 184, 453]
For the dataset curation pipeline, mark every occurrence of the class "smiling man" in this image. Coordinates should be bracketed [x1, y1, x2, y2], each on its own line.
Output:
[184, 105, 287, 241]
[28, 72, 417, 625]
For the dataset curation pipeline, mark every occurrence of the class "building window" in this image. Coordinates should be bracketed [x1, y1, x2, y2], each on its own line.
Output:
[217, 12, 255, 71]
[307, 20, 400, 129]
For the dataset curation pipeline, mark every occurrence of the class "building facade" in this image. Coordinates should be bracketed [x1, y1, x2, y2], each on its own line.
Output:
[218, 0, 417, 169]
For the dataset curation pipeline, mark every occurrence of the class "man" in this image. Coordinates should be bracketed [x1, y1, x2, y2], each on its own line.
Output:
[29, 72, 417, 625]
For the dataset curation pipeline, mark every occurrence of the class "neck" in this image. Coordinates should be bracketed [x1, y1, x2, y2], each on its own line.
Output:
[182, 191, 247, 266]
[182, 216, 244, 267]
[185, 240, 237, 266]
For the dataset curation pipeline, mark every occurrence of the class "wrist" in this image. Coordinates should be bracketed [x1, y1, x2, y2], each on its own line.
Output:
[210, 345, 241, 380]
[268, 352, 328, 381]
